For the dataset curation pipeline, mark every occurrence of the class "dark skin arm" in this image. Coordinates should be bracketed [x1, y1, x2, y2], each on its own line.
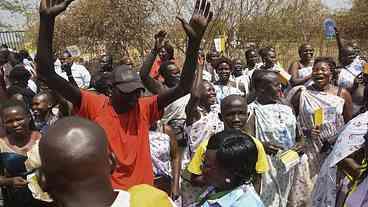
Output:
[62, 63, 79, 88]
[190, 173, 206, 187]
[289, 62, 311, 86]
[340, 88, 353, 123]
[140, 31, 166, 95]
[185, 62, 204, 126]
[37, 0, 81, 108]
[253, 174, 262, 194]
[157, 0, 213, 110]
[0, 176, 28, 188]
[164, 125, 182, 200]
[337, 149, 365, 180]
[335, 27, 343, 52]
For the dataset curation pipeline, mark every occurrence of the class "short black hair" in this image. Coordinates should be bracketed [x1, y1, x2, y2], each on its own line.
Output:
[259, 47, 275, 58]
[207, 129, 258, 184]
[213, 57, 233, 70]
[252, 69, 279, 91]
[220, 94, 247, 113]
[0, 99, 27, 116]
[9, 64, 31, 83]
[313, 57, 336, 70]
[298, 43, 312, 55]
[245, 48, 258, 58]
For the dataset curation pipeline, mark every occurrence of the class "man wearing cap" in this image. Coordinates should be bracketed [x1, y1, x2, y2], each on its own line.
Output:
[36, 0, 213, 190]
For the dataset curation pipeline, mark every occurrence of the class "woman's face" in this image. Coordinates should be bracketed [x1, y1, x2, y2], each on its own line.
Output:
[216, 62, 231, 83]
[312, 62, 331, 88]
[200, 82, 217, 106]
[202, 150, 229, 189]
[300, 45, 314, 61]
[2, 106, 30, 136]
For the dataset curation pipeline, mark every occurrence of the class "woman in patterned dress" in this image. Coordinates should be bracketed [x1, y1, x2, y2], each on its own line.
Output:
[247, 69, 303, 207]
[287, 57, 353, 206]
[0, 100, 52, 207]
[288, 44, 315, 87]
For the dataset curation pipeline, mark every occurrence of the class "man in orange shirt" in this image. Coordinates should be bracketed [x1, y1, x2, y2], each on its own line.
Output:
[36, 0, 213, 190]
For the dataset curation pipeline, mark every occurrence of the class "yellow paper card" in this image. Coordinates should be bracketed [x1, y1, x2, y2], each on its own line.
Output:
[277, 70, 291, 85]
[278, 150, 300, 172]
[314, 108, 324, 127]
[364, 64, 368, 75]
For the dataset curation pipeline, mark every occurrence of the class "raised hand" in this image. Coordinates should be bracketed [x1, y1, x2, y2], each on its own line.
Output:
[154, 30, 167, 51]
[39, 0, 74, 18]
[177, 0, 213, 43]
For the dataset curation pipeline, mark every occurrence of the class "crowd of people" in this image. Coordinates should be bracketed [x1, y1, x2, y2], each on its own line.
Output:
[0, 0, 367, 206]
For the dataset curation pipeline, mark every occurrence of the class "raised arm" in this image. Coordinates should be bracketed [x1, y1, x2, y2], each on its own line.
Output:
[185, 62, 203, 125]
[37, 0, 81, 108]
[335, 27, 343, 52]
[140, 31, 166, 94]
[157, 0, 213, 110]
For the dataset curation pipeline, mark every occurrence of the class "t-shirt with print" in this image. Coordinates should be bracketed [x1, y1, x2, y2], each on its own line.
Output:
[75, 91, 162, 190]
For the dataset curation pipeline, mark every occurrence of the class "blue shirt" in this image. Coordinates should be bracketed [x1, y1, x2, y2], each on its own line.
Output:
[201, 185, 265, 207]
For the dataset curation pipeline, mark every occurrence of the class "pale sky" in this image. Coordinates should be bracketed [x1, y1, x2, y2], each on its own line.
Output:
[322, 0, 352, 10]
[1, 0, 353, 30]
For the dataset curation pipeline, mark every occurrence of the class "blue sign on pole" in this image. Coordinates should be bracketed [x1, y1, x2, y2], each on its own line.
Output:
[324, 18, 336, 39]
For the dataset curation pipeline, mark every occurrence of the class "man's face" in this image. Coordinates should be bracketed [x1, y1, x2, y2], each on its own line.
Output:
[264, 51, 277, 67]
[32, 95, 51, 121]
[208, 52, 220, 65]
[341, 47, 356, 66]
[110, 87, 142, 114]
[262, 73, 281, 100]
[221, 98, 248, 130]
[233, 60, 243, 77]
[246, 51, 259, 67]
[216, 62, 231, 83]
[100, 56, 113, 72]
[60, 53, 73, 66]
[163, 64, 181, 88]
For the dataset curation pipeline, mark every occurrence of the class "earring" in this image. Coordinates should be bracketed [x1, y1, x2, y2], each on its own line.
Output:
[225, 178, 231, 183]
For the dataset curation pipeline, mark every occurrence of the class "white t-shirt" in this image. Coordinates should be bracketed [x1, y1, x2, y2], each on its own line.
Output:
[55, 60, 91, 89]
